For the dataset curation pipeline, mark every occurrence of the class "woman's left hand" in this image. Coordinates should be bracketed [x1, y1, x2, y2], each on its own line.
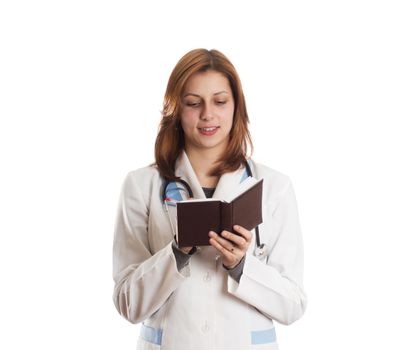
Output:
[209, 225, 252, 269]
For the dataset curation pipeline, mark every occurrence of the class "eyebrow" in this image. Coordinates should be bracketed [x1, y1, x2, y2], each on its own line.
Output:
[183, 91, 229, 98]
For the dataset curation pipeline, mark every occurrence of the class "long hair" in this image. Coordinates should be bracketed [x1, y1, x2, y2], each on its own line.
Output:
[155, 48, 253, 181]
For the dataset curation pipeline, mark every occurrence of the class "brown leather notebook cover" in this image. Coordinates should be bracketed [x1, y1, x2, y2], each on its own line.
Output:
[176, 179, 263, 247]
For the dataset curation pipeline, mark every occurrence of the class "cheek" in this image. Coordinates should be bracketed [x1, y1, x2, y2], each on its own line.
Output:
[180, 112, 198, 131]
[222, 106, 234, 128]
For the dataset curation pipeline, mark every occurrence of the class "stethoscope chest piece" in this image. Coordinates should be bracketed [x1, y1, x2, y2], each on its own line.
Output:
[254, 243, 267, 259]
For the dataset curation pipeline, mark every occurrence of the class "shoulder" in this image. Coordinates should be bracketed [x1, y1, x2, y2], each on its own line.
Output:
[125, 164, 160, 183]
[121, 164, 162, 197]
[250, 160, 292, 192]
[248, 160, 295, 211]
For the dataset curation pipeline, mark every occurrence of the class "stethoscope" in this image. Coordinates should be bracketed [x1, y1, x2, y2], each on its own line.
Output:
[162, 161, 267, 259]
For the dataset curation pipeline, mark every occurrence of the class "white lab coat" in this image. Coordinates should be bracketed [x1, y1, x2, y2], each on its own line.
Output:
[113, 151, 306, 350]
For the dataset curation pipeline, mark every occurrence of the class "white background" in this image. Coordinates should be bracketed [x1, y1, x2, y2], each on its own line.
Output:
[1, 1, 414, 349]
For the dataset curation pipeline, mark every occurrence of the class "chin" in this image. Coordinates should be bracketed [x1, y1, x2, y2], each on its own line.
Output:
[201, 140, 228, 151]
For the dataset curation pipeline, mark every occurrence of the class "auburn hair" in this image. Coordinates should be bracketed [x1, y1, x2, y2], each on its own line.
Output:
[154, 48, 253, 181]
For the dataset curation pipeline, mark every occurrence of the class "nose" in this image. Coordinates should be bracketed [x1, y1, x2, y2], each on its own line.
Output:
[201, 104, 213, 121]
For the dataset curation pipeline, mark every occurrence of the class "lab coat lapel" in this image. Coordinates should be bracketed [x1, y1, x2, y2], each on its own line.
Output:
[174, 151, 206, 200]
[175, 150, 248, 201]
[212, 165, 247, 201]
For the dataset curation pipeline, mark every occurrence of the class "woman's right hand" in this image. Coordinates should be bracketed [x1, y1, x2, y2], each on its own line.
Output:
[179, 246, 194, 254]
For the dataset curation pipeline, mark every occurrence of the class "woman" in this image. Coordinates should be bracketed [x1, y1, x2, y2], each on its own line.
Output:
[112, 48, 307, 350]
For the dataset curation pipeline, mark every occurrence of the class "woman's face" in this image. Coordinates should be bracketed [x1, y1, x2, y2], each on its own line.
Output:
[180, 70, 235, 156]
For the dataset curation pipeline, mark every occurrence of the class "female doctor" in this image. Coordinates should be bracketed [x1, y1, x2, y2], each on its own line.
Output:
[112, 48, 307, 350]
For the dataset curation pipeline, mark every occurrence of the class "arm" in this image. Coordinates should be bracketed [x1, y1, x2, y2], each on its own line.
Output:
[227, 179, 307, 325]
[112, 172, 188, 324]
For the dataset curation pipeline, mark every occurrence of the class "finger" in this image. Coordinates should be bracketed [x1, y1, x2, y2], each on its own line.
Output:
[209, 231, 237, 252]
[180, 246, 194, 254]
[220, 230, 246, 248]
[209, 237, 243, 270]
[233, 225, 253, 242]
[220, 231, 246, 248]
[209, 237, 236, 257]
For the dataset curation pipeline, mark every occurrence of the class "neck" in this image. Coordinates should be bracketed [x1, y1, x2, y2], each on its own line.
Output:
[185, 147, 221, 188]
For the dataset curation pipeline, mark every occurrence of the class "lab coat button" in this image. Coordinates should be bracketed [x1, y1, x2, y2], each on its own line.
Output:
[201, 323, 210, 333]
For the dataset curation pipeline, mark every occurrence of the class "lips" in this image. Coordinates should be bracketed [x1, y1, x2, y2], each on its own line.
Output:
[199, 127, 218, 132]
[198, 126, 219, 136]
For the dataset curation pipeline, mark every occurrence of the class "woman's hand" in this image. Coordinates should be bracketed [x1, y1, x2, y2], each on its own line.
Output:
[179, 246, 194, 254]
[209, 225, 252, 269]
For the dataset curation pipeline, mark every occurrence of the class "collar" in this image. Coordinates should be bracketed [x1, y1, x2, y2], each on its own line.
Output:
[174, 151, 249, 200]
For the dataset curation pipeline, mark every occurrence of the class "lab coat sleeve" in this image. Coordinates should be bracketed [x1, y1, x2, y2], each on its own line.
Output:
[112, 172, 187, 324]
[227, 179, 307, 325]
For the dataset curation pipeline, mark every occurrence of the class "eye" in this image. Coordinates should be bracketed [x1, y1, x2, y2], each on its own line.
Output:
[216, 100, 227, 105]
[186, 101, 201, 107]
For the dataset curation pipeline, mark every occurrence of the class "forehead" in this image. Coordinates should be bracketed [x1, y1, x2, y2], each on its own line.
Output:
[183, 70, 231, 95]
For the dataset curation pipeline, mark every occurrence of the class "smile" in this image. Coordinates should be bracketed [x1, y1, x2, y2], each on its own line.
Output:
[198, 126, 219, 136]
[199, 127, 218, 132]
